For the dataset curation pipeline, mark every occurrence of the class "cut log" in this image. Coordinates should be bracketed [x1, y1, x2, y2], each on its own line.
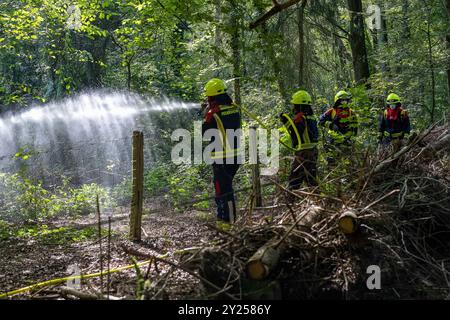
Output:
[246, 239, 281, 280]
[245, 205, 322, 280]
[338, 210, 359, 234]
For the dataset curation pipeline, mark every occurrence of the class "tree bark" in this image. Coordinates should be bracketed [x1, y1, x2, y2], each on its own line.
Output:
[396, 0, 410, 74]
[425, 10, 436, 122]
[445, 0, 450, 105]
[254, 2, 288, 102]
[347, 0, 370, 84]
[214, 0, 223, 68]
[377, 1, 388, 72]
[126, 60, 132, 91]
[297, 0, 307, 88]
[334, 35, 352, 86]
[228, 0, 241, 105]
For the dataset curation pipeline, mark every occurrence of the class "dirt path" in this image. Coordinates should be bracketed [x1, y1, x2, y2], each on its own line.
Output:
[0, 209, 216, 299]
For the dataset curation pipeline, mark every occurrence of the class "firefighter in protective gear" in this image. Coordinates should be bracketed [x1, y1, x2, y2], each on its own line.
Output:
[378, 93, 411, 153]
[202, 78, 242, 224]
[280, 90, 319, 190]
[319, 90, 358, 164]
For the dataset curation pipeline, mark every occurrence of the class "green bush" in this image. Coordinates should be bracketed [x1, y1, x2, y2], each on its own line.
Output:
[0, 220, 12, 241]
[144, 163, 172, 196]
[111, 178, 132, 206]
[0, 173, 56, 222]
[167, 164, 210, 210]
[0, 173, 115, 222]
[65, 183, 115, 216]
[14, 225, 104, 244]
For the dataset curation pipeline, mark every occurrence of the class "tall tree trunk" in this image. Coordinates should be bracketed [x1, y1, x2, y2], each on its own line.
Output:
[126, 59, 132, 91]
[377, 1, 388, 72]
[214, 0, 222, 69]
[297, 0, 307, 88]
[445, 0, 450, 105]
[347, 0, 370, 84]
[229, 0, 241, 105]
[402, 0, 410, 39]
[254, 2, 288, 102]
[425, 15, 436, 122]
[396, 0, 410, 74]
[334, 35, 352, 87]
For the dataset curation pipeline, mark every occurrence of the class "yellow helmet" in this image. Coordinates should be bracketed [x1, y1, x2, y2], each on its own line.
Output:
[291, 90, 312, 105]
[387, 93, 401, 104]
[204, 78, 227, 97]
[334, 90, 351, 103]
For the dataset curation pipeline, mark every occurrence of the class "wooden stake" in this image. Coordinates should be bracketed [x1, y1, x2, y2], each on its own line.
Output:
[107, 216, 111, 300]
[130, 131, 144, 242]
[96, 195, 103, 293]
[249, 126, 262, 208]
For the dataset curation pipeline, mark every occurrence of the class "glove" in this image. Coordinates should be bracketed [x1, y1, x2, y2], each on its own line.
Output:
[280, 113, 288, 124]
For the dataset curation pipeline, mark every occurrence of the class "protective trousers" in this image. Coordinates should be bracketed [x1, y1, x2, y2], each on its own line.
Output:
[212, 163, 240, 223]
[288, 148, 318, 190]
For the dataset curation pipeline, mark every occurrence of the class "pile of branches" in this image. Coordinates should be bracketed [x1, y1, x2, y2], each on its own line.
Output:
[189, 122, 450, 300]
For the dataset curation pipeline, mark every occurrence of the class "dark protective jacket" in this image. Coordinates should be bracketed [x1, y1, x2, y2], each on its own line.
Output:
[282, 111, 319, 150]
[319, 106, 358, 144]
[202, 101, 242, 161]
[379, 106, 411, 138]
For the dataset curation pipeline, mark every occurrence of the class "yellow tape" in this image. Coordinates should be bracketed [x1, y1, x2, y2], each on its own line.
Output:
[0, 259, 153, 299]
[0, 246, 201, 299]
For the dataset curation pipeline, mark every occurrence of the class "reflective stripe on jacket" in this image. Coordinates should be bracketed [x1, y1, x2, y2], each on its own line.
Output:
[202, 104, 242, 159]
[379, 107, 411, 138]
[319, 107, 357, 144]
[281, 112, 318, 150]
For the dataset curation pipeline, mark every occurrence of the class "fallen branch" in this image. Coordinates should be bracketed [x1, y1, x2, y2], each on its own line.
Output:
[120, 243, 238, 300]
[60, 286, 122, 300]
[246, 205, 321, 280]
[374, 124, 436, 174]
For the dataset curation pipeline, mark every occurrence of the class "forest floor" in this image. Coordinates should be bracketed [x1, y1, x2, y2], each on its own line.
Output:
[0, 204, 218, 300]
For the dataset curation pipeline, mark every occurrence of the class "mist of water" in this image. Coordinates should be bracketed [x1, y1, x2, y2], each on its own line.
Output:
[0, 90, 199, 185]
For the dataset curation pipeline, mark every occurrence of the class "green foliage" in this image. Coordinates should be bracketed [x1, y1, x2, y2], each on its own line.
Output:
[166, 163, 210, 210]
[0, 0, 449, 228]
[66, 183, 114, 215]
[0, 220, 12, 241]
[111, 178, 132, 206]
[0, 173, 114, 222]
[144, 163, 172, 196]
[14, 225, 105, 244]
[0, 218, 108, 244]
